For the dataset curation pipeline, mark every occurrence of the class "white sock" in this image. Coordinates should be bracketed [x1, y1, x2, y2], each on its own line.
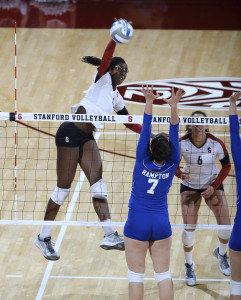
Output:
[218, 241, 228, 256]
[184, 251, 193, 265]
[40, 225, 52, 240]
[102, 219, 115, 236]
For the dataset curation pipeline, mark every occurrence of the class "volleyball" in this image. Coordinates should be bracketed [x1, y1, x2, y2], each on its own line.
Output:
[110, 19, 134, 44]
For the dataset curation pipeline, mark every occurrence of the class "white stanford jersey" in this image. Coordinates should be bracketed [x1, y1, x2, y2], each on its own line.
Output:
[180, 132, 229, 189]
[71, 72, 125, 129]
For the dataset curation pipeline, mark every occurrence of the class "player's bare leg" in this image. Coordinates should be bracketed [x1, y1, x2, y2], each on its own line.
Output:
[35, 146, 79, 260]
[124, 236, 149, 300]
[149, 237, 173, 300]
[205, 190, 231, 276]
[181, 191, 201, 286]
[80, 140, 124, 250]
[230, 249, 241, 299]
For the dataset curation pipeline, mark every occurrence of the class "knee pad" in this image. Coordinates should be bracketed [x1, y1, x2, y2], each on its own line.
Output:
[91, 179, 107, 200]
[182, 229, 196, 248]
[51, 186, 71, 205]
[230, 279, 241, 295]
[128, 269, 145, 283]
[154, 269, 171, 283]
[218, 229, 231, 240]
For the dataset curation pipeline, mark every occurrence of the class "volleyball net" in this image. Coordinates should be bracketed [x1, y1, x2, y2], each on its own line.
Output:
[0, 112, 237, 229]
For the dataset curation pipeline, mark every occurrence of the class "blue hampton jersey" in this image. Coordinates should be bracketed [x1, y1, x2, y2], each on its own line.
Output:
[128, 113, 180, 213]
[229, 114, 241, 225]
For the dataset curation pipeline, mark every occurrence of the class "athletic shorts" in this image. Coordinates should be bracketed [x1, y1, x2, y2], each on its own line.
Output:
[55, 122, 94, 147]
[180, 183, 224, 194]
[124, 209, 172, 241]
[229, 223, 241, 251]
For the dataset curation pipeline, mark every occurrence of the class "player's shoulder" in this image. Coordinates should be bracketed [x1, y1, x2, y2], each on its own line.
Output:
[206, 133, 228, 151]
[206, 132, 225, 144]
[179, 132, 191, 142]
[95, 72, 111, 84]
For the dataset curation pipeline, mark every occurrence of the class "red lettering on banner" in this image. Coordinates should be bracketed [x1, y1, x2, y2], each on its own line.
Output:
[18, 114, 22, 119]
[128, 115, 133, 122]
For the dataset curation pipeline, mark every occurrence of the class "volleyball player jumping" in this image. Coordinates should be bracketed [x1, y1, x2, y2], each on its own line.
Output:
[124, 85, 185, 300]
[175, 111, 231, 286]
[229, 91, 241, 300]
[34, 23, 143, 260]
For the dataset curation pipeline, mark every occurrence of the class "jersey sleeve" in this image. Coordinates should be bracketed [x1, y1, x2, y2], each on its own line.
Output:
[98, 39, 116, 79]
[216, 142, 227, 161]
[229, 114, 241, 168]
[168, 123, 180, 165]
[124, 123, 142, 134]
[136, 113, 152, 162]
[211, 137, 231, 190]
[175, 165, 182, 178]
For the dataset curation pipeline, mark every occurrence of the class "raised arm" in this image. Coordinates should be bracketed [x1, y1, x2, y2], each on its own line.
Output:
[162, 87, 185, 125]
[98, 39, 116, 78]
[141, 85, 161, 115]
[135, 85, 160, 161]
[229, 91, 241, 167]
[229, 91, 241, 116]
[163, 88, 185, 164]
[117, 85, 159, 134]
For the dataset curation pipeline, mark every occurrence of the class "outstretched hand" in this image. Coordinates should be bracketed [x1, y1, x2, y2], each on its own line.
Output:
[163, 88, 185, 107]
[141, 85, 160, 102]
[142, 85, 160, 116]
[114, 17, 133, 25]
[230, 91, 241, 104]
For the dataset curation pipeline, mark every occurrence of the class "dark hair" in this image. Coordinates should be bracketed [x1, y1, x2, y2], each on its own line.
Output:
[151, 134, 171, 163]
[191, 110, 207, 117]
[186, 110, 209, 133]
[82, 56, 126, 73]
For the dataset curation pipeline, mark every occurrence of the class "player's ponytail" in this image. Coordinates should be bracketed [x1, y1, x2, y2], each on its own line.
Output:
[82, 56, 101, 66]
[82, 56, 126, 72]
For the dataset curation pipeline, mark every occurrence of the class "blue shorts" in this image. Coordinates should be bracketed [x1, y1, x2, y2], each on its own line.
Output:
[229, 223, 241, 251]
[124, 209, 172, 241]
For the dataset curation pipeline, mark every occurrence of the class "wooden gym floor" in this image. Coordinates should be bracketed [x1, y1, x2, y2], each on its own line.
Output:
[0, 25, 240, 300]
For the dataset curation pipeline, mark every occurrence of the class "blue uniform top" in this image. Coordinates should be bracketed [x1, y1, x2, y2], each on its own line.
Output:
[229, 114, 241, 225]
[128, 113, 180, 213]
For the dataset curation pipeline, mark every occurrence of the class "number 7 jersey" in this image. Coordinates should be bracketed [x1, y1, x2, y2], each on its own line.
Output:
[179, 132, 230, 190]
[128, 113, 180, 213]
